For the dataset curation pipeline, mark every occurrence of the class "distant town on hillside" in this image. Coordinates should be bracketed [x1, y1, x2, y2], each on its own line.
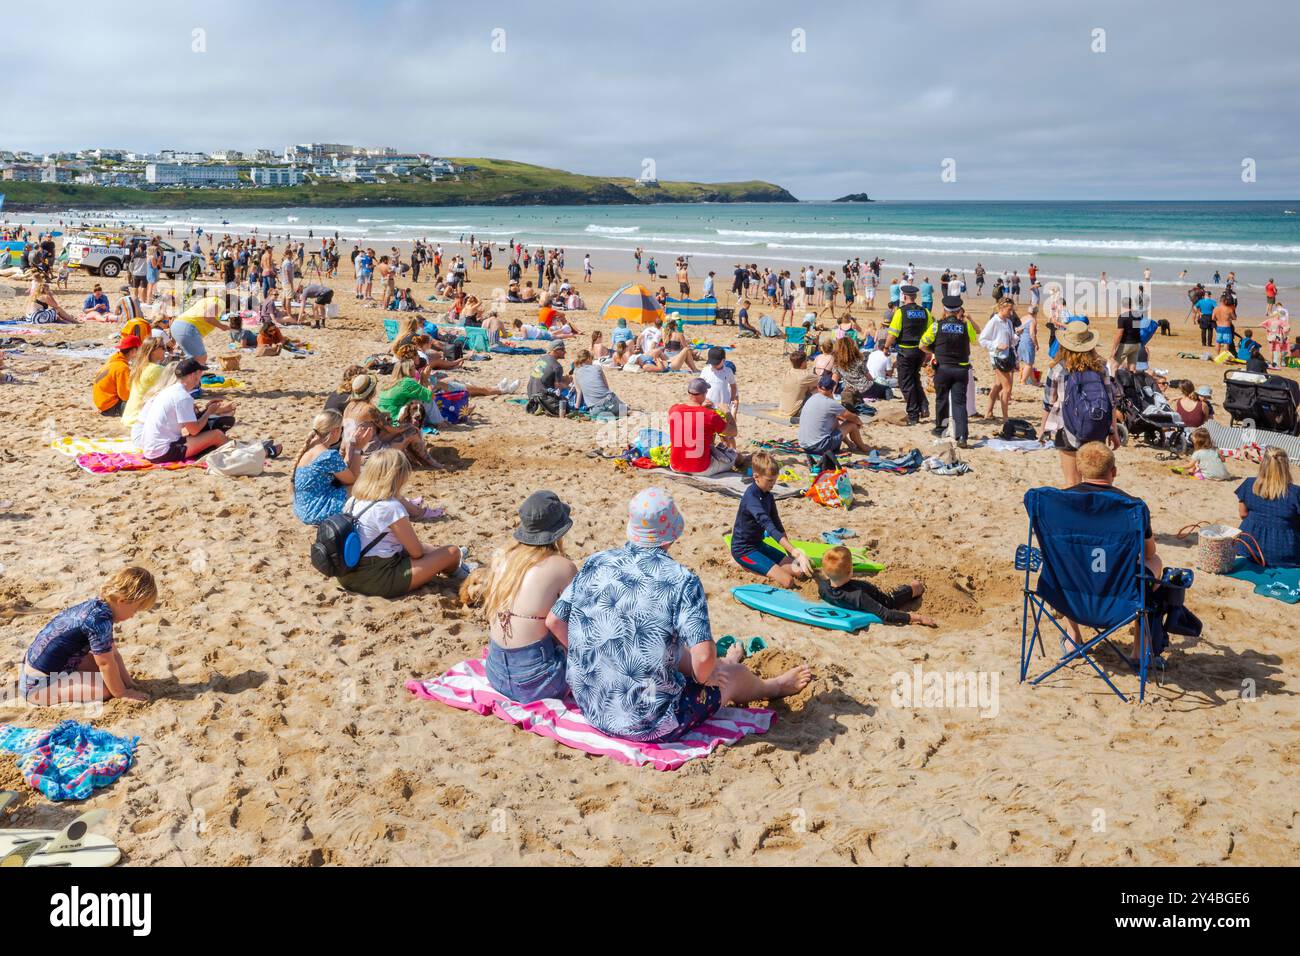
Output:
[0, 144, 467, 191]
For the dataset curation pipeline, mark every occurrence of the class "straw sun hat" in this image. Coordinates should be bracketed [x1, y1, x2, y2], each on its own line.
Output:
[350, 374, 377, 401]
[1057, 321, 1100, 353]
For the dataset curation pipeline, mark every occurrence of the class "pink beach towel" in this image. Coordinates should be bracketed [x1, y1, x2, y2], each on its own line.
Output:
[406, 655, 775, 771]
[75, 451, 206, 474]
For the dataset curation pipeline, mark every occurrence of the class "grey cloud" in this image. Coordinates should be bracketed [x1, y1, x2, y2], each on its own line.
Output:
[3, 0, 1296, 199]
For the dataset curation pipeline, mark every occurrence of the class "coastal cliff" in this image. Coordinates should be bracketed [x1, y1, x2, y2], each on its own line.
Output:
[1, 158, 796, 211]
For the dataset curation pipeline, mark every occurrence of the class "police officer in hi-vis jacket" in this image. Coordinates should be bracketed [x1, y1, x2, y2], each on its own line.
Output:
[883, 284, 933, 424]
[919, 295, 980, 447]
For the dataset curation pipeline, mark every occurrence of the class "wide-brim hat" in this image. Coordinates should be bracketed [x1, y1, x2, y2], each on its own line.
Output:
[350, 374, 377, 401]
[1057, 321, 1100, 353]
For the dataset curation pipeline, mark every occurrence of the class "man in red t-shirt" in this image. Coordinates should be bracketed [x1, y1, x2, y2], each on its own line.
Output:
[1265, 278, 1277, 314]
[668, 378, 740, 475]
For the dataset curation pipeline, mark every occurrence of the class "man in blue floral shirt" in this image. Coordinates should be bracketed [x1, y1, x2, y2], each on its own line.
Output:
[549, 487, 813, 742]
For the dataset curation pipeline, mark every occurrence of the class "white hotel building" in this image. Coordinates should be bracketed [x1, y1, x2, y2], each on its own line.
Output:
[145, 163, 240, 185]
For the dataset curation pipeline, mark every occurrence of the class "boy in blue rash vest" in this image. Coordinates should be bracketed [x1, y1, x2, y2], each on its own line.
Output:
[730, 452, 813, 587]
[19, 567, 157, 706]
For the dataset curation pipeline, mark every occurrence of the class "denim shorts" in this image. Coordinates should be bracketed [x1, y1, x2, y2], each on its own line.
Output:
[485, 635, 568, 704]
[172, 319, 207, 359]
[802, 432, 843, 457]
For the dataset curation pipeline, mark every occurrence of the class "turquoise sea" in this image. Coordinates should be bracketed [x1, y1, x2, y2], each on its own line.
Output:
[62, 200, 1300, 291]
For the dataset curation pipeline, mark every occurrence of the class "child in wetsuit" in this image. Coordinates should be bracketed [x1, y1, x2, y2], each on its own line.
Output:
[729, 452, 811, 587]
[816, 546, 937, 627]
[20, 567, 158, 705]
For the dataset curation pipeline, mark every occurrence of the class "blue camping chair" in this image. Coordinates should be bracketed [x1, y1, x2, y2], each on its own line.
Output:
[1017, 487, 1156, 702]
[783, 325, 807, 355]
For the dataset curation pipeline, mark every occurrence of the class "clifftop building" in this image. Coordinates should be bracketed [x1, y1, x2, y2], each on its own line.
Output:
[145, 163, 240, 185]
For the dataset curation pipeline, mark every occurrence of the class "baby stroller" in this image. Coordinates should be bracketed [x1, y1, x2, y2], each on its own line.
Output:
[1223, 370, 1300, 436]
[1115, 369, 1190, 453]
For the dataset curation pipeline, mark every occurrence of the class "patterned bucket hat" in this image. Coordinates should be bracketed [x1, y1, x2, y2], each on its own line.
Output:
[626, 487, 684, 548]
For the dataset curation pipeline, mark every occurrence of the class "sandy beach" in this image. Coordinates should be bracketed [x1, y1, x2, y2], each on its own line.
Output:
[1, 251, 1297, 867]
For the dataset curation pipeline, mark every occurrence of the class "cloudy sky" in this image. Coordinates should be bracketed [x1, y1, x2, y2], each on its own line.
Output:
[7, 0, 1298, 199]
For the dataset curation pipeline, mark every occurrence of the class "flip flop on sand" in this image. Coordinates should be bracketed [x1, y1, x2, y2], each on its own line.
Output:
[0, 800, 121, 868]
[406, 497, 446, 521]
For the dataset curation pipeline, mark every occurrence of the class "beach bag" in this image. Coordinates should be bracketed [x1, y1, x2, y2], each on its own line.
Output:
[205, 440, 267, 477]
[634, 428, 668, 457]
[525, 392, 565, 417]
[1176, 522, 1263, 574]
[806, 468, 853, 509]
[1000, 418, 1037, 440]
[1061, 370, 1113, 443]
[434, 389, 470, 423]
[310, 500, 388, 577]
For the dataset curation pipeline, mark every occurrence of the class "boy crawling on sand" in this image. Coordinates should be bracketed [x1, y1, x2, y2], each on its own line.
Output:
[817, 546, 937, 627]
[19, 567, 157, 706]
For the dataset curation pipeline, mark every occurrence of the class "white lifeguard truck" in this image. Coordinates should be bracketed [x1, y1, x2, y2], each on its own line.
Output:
[63, 230, 202, 279]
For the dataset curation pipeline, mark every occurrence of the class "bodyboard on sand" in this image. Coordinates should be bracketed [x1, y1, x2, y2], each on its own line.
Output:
[724, 534, 885, 572]
[731, 584, 880, 632]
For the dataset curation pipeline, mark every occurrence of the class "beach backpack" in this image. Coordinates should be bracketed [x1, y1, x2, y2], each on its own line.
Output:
[1061, 370, 1114, 443]
[806, 468, 853, 509]
[310, 500, 388, 577]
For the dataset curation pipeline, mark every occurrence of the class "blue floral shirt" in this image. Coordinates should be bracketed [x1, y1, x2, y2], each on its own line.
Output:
[293, 448, 348, 525]
[553, 543, 713, 741]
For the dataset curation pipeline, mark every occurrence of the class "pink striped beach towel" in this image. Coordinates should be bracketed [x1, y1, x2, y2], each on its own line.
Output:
[75, 452, 206, 474]
[406, 655, 775, 771]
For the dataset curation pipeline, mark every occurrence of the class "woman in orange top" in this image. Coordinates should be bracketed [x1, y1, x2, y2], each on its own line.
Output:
[92, 336, 142, 416]
[257, 320, 285, 356]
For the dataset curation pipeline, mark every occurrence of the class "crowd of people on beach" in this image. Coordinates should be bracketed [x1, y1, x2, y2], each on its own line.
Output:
[7, 224, 1300, 748]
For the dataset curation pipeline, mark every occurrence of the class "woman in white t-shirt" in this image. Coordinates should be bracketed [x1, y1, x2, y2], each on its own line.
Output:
[978, 298, 1019, 422]
[637, 321, 663, 355]
[336, 449, 468, 598]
